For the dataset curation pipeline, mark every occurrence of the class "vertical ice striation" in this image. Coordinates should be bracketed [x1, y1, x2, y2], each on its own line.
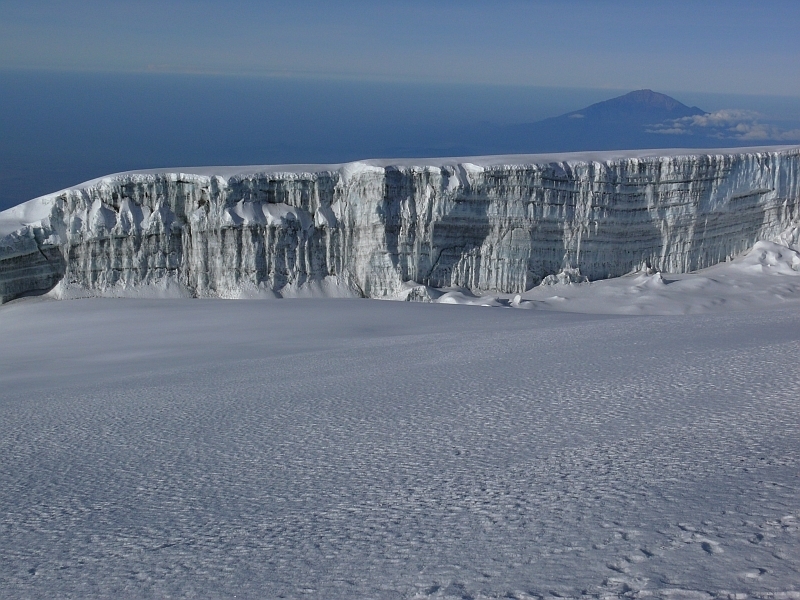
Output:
[1, 147, 799, 303]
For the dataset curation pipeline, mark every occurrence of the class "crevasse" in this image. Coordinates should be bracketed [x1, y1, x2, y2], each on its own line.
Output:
[1, 147, 799, 303]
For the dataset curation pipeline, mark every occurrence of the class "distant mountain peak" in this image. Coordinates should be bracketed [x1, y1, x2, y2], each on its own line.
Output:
[608, 89, 699, 112]
[497, 89, 714, 154]
[562, 90, 705, 121]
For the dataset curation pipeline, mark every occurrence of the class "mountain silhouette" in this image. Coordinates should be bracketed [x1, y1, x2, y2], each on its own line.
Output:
[483, 89, 711, 154]
[557, 89, 705, 123]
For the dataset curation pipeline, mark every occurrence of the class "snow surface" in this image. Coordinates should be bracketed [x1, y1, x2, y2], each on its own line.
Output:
[2, 289, 800, 598]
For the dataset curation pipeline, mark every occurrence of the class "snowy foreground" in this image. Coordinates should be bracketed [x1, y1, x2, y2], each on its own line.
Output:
[2, 246, 800, 599]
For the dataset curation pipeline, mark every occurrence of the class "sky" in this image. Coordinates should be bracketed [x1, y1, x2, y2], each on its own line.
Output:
[2, 0, 800, 96]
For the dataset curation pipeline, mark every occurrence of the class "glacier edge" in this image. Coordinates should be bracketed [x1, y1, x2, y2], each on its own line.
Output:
[1, 146, 799, 304]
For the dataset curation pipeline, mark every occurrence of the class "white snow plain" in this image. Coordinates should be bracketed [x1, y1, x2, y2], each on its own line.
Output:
[2, 235, 800, 599]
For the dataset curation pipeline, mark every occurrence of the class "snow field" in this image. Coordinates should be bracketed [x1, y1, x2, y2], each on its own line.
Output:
[1, 298, 799, 598]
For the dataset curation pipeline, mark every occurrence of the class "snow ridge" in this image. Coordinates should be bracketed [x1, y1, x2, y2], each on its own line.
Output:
[1, 146, 799, 303]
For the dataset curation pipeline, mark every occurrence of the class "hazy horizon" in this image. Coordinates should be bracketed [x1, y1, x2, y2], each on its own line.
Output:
[3, 0, 800, 95]
[2, 69, 800, 212]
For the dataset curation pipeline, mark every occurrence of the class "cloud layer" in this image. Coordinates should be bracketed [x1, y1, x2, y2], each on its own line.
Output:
[650, 109, 800, 141]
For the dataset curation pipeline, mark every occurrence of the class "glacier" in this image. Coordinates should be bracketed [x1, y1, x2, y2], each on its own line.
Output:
[1, 146, 799, 304]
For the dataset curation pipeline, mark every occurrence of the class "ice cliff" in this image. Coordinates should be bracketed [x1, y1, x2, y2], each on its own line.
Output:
[1, 147, 799, 303]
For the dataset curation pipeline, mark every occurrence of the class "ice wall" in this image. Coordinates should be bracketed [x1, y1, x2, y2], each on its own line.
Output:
[1, 147, 799, 303]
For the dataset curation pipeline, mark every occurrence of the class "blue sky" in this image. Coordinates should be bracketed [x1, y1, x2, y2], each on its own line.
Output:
[2, 0, 800, 96]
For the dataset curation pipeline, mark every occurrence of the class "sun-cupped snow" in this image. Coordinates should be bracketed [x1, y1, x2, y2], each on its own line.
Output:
[1, 146, 799, 304]
[2, 297, 800, 598]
